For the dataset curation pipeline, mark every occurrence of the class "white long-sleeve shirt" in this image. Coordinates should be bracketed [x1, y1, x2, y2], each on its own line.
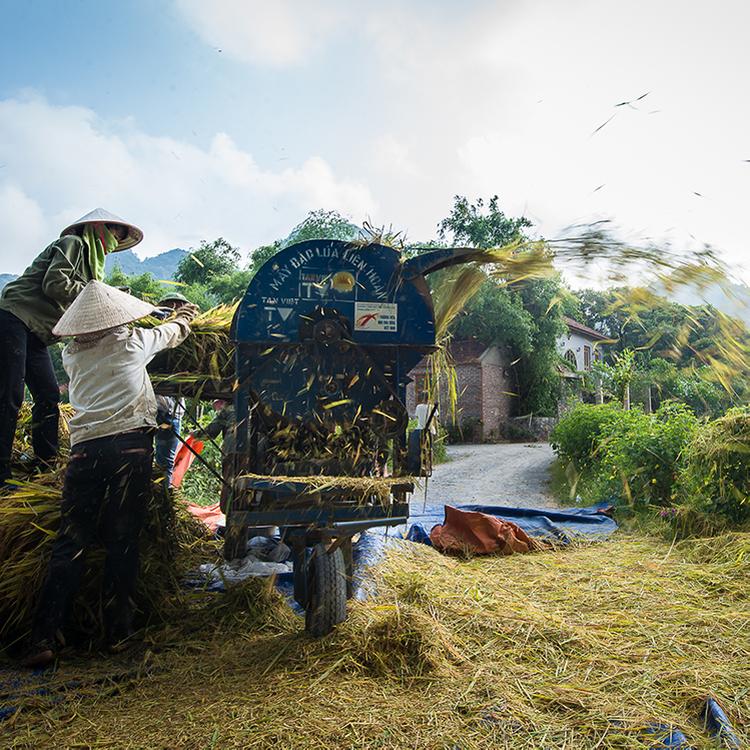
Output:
[63, 321, 190, 446]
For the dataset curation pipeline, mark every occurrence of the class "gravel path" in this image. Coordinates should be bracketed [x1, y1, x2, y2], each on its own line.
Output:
[414, 442, 557, 510]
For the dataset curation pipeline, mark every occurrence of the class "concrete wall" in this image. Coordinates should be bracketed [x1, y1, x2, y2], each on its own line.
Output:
[557, 330, 602, 372]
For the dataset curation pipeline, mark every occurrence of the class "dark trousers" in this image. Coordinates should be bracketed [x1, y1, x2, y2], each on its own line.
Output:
[0, 309, 59, 484]
[31, 430, 153, 644]
[154, 417, 180, 486]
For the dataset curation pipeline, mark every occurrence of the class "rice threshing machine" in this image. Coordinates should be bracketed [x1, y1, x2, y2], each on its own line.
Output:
[226, 239, 478, 635]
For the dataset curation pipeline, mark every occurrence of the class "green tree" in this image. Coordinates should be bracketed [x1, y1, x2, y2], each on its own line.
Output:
[437, 195, 566, 415]
[451, 279, 535, 353]
[248, 241, 281, 277]
[175, 238, 241, 286]
[105, 266, 167, 303]
[180, 282, 221, 311]
[438, 195, 532, 248]
[281, 209, 362, 248]
[209, 270, 254, 304]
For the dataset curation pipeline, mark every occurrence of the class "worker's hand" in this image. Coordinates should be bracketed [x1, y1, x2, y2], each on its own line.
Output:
[172, 303, 200, 323]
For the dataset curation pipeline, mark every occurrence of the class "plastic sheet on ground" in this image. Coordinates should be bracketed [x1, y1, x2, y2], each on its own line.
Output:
[186, 502, 224, 534]
[196, 530, 390, 607]
[187, 502, 617, 600]
[405, 501, 617, 547]
[199, 556, 292, 585]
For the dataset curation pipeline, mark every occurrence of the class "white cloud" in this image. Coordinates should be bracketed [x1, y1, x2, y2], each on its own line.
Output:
[0, 185, 48, 271]
[346, 0, 750, 274]
[0, 93, 376, 273]
[175, 0, 346, 66]
[370, 135, 418, 179]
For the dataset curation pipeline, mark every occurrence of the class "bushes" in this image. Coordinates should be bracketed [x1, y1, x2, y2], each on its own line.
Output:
[553, 401, 750, 534]
[550, 403, 622, 474]
[679, 408, 750, 528]
[598, 403, 699, 507]
[551, 402, 699, 508]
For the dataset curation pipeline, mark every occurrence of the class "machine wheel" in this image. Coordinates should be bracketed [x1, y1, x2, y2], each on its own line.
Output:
[305, 543, 347, 637]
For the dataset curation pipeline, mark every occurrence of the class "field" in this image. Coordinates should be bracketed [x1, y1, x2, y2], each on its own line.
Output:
[3, 532, 748, 749]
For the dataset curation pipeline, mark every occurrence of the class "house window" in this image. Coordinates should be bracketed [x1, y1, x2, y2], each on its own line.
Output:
[564, 349, 577, 370]
[583, 345, 591, 370]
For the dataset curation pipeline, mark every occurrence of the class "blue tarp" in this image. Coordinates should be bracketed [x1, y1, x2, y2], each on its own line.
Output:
[195, 502, 617, 599]
[404, 501, 618, 546]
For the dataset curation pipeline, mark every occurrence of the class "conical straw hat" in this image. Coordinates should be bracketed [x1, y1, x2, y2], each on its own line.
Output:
[60, 207, 143, 251]
[53, 281, 156, 337]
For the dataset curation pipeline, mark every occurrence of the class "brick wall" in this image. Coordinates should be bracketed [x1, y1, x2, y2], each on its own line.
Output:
[405, 360, 482, 422]
[480, 347, 515, 439]
[405, 344, 516, 441]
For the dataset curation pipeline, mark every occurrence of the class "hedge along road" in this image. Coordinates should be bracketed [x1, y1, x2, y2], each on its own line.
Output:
[415, 442, 557, 510]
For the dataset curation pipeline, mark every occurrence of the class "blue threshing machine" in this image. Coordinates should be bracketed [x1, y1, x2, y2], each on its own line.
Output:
[225, 239, 478, 635]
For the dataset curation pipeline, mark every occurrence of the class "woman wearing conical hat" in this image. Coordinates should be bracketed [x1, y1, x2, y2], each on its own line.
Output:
[23, 281, 197, 667]
[0, 209, 142, 491]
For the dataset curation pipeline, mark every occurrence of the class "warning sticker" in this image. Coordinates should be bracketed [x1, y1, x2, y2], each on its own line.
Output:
[354, 302, 398, 332]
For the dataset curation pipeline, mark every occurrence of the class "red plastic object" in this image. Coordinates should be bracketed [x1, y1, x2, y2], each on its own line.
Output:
[186, 502, 224, 533]
[171, 435, 204, 488]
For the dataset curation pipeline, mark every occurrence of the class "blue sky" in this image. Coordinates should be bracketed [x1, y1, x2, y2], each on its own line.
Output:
[1, 0, 749, 280]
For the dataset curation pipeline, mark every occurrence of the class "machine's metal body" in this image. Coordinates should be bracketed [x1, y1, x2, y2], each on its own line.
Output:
[225, 239, 477, 634]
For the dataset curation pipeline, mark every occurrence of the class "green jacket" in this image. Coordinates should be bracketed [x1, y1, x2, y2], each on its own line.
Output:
[195, 406, 236, 456]
[0, 236, 96, 345]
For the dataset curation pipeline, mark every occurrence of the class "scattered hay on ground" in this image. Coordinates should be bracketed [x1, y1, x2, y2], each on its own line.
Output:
[3, 533, 748, 749]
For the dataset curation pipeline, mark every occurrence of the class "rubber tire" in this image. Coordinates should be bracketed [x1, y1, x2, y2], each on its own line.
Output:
[305, 543, 347, 637]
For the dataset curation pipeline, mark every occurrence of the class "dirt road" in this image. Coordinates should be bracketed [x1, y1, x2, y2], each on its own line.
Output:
[416, 442, 557, 509]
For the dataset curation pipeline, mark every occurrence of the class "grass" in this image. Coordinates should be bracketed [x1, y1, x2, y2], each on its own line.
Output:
[3, 533, 748, 749]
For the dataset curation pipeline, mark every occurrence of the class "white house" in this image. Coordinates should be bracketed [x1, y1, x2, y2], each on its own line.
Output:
[557, 317, 608, 373]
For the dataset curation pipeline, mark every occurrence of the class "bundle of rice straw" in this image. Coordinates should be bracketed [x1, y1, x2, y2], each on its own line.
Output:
[145, 304, 238, 394]
[0, 407, 208, 645]
[11, 402, 75, 464]
[0, 472, 208, 644]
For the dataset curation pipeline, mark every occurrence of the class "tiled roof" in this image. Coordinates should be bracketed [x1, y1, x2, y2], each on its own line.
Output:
[564, 317, 609, 342]
[448, 337, 489, 363]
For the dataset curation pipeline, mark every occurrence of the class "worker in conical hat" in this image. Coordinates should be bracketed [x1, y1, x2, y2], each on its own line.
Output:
[22, 281, 198, 668]
[153, 291, 192, 485]
[0, 209, 143, 491]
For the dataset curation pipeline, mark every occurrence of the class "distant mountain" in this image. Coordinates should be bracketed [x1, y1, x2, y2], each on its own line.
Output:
[105, 248, 187, 280]
[0, 248, 187, 292]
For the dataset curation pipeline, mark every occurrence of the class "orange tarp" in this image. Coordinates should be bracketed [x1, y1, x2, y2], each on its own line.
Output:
[430, 505, 537, 555]
[171, 435, 204, 489]
[186, 502, 224, 533]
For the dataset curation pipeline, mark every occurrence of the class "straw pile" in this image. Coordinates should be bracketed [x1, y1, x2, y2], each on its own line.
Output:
[5, 534, 748, 748]
[677, 407, 750, 533]
[11, 401, 75, 464]
[0, 473, 209, 644]
[0, 404, 210, 645]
